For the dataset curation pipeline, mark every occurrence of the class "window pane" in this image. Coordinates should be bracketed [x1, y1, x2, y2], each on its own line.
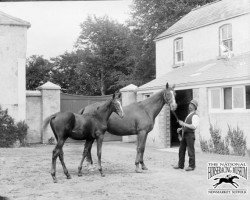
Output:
[246, 86, 250, 109]
[221, 24, 232, 40]
[177, 52, 183, 62]
[224, 87, 232, 109]
[175, 39, 183, 51]
[223, 39, 233, 51]
[211, 89, 220, 109]
[228, 25, 232, 38]
[233, 87, 244, 108]
[221, 26, 227, 40]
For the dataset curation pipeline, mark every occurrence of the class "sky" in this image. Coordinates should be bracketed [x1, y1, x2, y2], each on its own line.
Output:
[0, 0, 133, 59]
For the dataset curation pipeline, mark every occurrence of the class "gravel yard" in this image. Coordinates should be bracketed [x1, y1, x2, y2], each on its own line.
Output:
[0, 142, 249, 200]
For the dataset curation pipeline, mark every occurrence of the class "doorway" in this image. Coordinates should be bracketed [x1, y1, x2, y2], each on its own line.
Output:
[170, 89, 193, 147]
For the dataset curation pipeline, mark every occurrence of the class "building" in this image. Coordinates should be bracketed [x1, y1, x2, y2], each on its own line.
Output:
[137, 0, 250, 150]
[0, 11, 30, 121]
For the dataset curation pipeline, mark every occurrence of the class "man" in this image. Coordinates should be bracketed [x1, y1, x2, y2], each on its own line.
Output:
[173, 99, 199, 171]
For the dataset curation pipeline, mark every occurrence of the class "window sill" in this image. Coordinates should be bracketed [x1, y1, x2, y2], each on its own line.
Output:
[209, 109, 250, 114]
[172, 62, 184, 68]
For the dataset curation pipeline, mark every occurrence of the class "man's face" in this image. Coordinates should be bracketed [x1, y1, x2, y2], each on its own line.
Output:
[189, 103, 196, 112]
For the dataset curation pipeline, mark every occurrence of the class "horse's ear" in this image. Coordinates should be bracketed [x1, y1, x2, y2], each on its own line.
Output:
[117, 92, 121, 99]
[166, 83, 169, 89]
[112, 93, 115, 99]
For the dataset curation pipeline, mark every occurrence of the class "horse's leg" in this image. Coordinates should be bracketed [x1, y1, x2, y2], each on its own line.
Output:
[86, 140, 95, 171]
[51, 139, 65, 183]
[135, 131, 147, 173]
[231, 182, 238, 188]
[233, 181, 239, 187]
[96, 134, 105, 177]
[58, 139, 71, 180]
[78, 139, 94, 176]
[140, 133, 148, 170]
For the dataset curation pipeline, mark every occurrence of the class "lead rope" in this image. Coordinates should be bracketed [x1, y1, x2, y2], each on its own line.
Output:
[171, 110, 184, 141]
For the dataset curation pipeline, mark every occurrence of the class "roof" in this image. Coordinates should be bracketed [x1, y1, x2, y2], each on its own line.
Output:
[0, 10, 31, 28]
[155, 0, 250, 41]
[138, 53, 250, 91]
[120, 84, 138, 92]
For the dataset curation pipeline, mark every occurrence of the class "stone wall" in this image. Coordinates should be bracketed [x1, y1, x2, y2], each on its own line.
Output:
[26, 82, 61, 144]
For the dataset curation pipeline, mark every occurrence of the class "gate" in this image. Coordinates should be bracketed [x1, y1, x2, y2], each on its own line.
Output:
[60, 93, 122, 141]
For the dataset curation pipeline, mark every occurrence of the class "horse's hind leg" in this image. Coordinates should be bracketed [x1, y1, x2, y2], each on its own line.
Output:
[58, 142, 71, 180]
[78, 139, 94, 176]
[51, 137, 70, 182]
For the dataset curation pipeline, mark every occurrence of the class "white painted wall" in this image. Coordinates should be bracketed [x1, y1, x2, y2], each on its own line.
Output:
[156, 14, 250, 78]
[0, 25, 28, 121]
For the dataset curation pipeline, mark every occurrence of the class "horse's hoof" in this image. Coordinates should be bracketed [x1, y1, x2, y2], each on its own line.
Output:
[66, 175, 72, 179]
[101, 174, 105, 177]
[141, 166, 148, 170]
[53, 178, 58, 183]
[135, 168, 142, 173]
[78, 173, 83, 177]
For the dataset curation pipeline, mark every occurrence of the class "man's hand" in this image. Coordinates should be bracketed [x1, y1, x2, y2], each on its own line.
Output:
[177, 128, 182, 133]
[178, 120, 185, 126]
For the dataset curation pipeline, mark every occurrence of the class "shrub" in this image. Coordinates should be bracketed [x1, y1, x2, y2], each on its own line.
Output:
[209, 124, 229, 155]
[226, 125, 246, 156]
[16, 121, 29, 146]
[0, 106, 29, 147]
[48, 137, 55, 145]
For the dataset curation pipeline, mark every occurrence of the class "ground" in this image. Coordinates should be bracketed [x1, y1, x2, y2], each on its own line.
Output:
[0, 142, 249, 200]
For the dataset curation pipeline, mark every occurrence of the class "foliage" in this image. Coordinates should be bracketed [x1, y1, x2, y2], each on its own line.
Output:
[209, 124, 229, 155]
[200, 124, 247, 156]
[26, 55, 52, 90]
[16, 121, 29, 146]
[226, 125, 247, 156]
[0, 107, 29, 147]
[75, 15, 135, 95]
[48, 137, 55, 145]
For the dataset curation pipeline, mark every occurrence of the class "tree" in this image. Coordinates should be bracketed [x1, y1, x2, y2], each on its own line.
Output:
[75, 15, 135, 95]
[26, 55, 52, 90]
[51, 50, 101, 95]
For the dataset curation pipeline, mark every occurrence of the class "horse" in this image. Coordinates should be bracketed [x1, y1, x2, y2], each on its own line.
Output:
[213, 175, 239, 188]
[79, 83, 177, 173]
[43, 93, 124, 183]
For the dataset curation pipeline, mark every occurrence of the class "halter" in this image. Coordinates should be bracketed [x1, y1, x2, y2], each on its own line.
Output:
[163, 89, 174, 106]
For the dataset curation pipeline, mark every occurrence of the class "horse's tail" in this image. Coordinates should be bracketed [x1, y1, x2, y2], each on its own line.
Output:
[42, 113, 58, 132]
[78, 107, 85, 115]
[43, 113, 59, 141]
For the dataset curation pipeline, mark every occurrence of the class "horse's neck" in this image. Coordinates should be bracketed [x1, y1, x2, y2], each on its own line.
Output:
[95, 100, 113, 122]
[141, 90, 165, 120]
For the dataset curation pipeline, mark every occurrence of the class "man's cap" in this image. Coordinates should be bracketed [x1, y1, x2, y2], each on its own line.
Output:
[190, 99, 198, 108]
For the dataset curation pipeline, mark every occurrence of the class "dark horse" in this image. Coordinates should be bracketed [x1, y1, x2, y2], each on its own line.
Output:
[43, 93, 124, 183]
[79, 83, 177, 172]
[213, 175, 239, 188]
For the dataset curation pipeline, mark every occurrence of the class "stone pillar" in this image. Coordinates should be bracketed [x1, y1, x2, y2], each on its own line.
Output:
[37, 81, 61, 144]
[120, 84, 138, 143]
[158, 105, 171, 148]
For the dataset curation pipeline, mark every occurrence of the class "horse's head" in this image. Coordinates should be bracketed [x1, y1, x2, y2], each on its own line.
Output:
[164, 83, 177, 111]
[111, 93, 124, 118]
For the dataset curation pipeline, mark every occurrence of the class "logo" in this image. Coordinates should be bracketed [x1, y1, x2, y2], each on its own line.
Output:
[207, 162, 248, 195]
